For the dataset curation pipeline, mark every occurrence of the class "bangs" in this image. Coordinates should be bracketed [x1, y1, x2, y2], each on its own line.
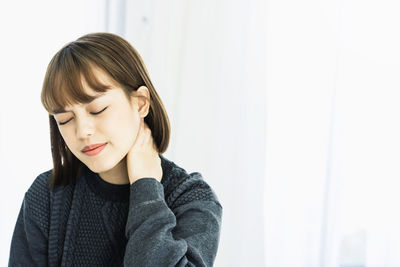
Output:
[41, 44, 112, 114]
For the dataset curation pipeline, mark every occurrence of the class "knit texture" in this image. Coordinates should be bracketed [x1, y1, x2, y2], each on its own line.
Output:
[9, 155, 222, 267]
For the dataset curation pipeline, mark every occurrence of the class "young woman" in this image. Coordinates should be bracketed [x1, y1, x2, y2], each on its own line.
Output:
[9, 32, 222, 266]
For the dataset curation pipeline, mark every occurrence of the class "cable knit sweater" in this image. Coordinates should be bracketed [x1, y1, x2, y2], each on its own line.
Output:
[8, 155, 222, 266]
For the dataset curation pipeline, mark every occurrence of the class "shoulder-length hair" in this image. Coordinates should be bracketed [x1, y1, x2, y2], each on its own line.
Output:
[41, 32, 170, 189]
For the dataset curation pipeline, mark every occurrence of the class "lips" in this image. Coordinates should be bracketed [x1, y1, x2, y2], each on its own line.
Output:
[82, 143, 107, 152]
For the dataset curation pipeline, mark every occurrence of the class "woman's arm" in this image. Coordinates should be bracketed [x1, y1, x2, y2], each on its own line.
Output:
[124, 177, 222, 267]
[9, 173, 50, 267]
[9, 196, 49, 266]
[124, 119, 222, 266]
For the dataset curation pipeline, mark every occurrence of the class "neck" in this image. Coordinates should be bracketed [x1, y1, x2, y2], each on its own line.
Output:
[98, 157, 130, 185]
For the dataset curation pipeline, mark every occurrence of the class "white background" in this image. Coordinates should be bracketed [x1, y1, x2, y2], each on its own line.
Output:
[1, 0, 400, 266]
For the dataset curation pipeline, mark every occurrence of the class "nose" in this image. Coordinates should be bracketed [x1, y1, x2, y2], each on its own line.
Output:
[75, 115, 94, 139]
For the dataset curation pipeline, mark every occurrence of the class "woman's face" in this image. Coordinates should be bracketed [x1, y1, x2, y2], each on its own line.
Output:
[52, 69, 148, 184]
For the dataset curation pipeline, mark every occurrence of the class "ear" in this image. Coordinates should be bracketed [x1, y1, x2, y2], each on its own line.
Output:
[131, 86, 150, 118]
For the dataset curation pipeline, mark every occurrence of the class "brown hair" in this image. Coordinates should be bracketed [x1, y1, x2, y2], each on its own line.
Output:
[41, 32, 170, 188]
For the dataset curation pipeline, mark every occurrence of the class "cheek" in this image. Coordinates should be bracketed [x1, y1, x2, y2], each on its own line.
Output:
[125, 113, 141, 143]
[107, 109, 141, 148]
[58, 128, 73, 148]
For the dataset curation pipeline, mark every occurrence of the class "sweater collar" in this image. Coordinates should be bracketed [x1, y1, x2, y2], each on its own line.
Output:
[83, 154, 172, 202]
[84, 166, 130, 202]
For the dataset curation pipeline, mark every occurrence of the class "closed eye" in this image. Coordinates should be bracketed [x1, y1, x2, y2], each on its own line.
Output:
[58, 107, 108, 125]
[91, 107, 108, 115]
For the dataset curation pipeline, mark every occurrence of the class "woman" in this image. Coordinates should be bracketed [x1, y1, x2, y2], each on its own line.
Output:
[9, 32, 222, 266]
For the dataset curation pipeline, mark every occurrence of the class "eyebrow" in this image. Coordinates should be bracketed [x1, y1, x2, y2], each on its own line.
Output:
[52, 94, 105, 115]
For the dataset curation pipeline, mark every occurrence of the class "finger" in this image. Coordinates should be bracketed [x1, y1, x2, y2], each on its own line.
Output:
[139, 121, 150, 144]
[132, 119, 144, 149]
[137, 120, 146, 147]
[143, 125, 157, 153]
[134, 121, 143, 144]
[142, 124, 151, 147]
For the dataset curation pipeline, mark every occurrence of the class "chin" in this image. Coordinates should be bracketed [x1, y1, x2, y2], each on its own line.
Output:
[84, 155, 125, 174]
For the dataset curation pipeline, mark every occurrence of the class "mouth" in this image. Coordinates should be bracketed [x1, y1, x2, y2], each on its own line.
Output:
[82, 143, 107, 152]
[81, 143, 108, 156]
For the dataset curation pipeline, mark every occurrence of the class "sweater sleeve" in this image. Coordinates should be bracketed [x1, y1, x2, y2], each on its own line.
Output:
[124, 176, 222, 267]
[8, 195, 49, 267]
[9, 173, 50, 267]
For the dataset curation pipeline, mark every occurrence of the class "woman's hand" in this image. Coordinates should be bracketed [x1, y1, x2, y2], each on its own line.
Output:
[126, 118, 162, 185]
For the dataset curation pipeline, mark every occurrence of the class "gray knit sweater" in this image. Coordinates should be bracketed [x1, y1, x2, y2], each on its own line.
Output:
[8, 155, 222, 266]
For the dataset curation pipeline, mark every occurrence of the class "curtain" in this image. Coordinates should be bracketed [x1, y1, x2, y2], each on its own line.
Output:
[120, 1, 400, 266]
